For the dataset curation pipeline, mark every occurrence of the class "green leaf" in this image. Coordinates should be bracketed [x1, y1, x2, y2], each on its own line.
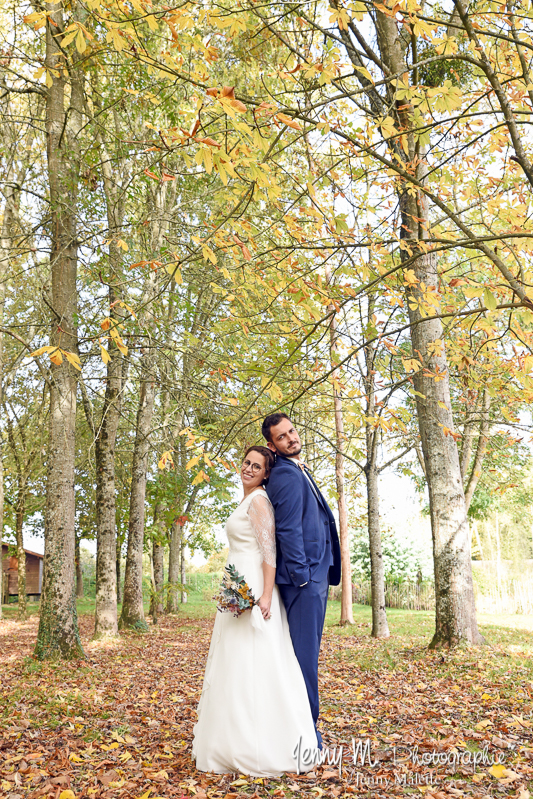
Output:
[483, 288, 497, 311]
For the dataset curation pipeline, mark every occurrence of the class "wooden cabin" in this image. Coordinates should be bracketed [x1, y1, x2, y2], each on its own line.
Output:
[1, 544, 43, 603]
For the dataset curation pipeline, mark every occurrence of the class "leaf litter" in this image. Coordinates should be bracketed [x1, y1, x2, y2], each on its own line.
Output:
[1, 612, 532, 799]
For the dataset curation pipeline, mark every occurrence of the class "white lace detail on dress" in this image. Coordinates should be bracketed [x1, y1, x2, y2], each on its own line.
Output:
[247, 493, 276, 568]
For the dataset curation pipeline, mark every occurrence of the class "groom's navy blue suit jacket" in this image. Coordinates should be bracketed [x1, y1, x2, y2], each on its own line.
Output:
[266, 455, 341, 587]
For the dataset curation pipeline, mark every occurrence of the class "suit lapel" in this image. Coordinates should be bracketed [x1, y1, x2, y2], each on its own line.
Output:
[304, 468, 330, 516]
[281, 457, 330, 515]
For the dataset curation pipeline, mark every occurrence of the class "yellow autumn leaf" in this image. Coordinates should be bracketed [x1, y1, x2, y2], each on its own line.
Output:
[30, 345, 56, 357]
[106, 28, 126, 51]
[276, 112, 302, 131]
[402, 357, 422, 373]
[165, 263, 183, 284]
[99, 346, 111, 365]
[411, 16, 435, 38]
[49, 349, 63, 366]
[483, 288, 497, 311]
[61, 29, 79, 47]
[229, 398, 239, 406]
[488, 763, 506, 779]
[64, 351, 82, 371]
[146, 14, 159, 31]
[23, 11, 46, 28]
[464, 286, 484, 298]
[115, 340, 128, 356]
[59, 791, 76, 799]
[202, 245, 217, 264]
[158, 451, 174, 470]
[380, 115, 398, 138]
[75, 29, 86, 53]
[329, 7, 351, 30]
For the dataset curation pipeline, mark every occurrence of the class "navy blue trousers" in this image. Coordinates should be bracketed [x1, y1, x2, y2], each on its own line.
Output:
[278, 578, 329, 747]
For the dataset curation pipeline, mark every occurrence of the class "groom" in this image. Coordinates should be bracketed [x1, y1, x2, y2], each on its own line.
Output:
[262, 412, 341, 746]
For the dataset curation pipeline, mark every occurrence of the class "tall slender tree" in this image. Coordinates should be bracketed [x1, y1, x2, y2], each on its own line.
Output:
[34, 1, 85, 659]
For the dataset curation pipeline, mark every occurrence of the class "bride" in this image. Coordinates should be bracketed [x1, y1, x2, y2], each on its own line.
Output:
[192, 445, 318, 777]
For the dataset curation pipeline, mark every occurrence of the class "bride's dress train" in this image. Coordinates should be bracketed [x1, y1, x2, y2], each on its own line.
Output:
[192, 487, 318, 777]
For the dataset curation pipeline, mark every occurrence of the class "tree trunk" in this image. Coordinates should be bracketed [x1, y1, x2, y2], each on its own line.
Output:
[0, 102, 32, 620]
[460, 396, 479, 484]
[326, 0, 484, 648]
[119, 176, 167, 630]
[94, 301, 123, 639]
[0, 207, 5, 621]
[495, 512, 502, 593]
[116, 535, 122, 604]
[363, 300, 389, 638]
[365, 463, 389, 638]
[91, 102, 128, 638]
[464, 390, 491, 511]
[0, 117, 17, 622]
[473, 522, 484, 561]
[34, 2, 84, 660]
[326, 268, 353, 624]
[152, 541, 164, 617]
[406, 249, 483, 646]
[16, 490, 27, 620]
[0, 456, 3, 617]
[333, 399, 352, 623]
[75, 534, 83, 598]
[149, 502, 165, 619]
[180, 533, 187, 604]
[166, 518, 180, 613]
[119, 363, 155, 630]
[366, 8, 484, 647]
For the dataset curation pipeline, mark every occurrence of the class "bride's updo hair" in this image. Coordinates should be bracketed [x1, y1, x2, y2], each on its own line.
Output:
[243, 445, 275, 483]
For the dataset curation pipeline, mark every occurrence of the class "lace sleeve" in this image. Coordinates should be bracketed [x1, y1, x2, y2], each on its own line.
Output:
[247, 493, 276, 568]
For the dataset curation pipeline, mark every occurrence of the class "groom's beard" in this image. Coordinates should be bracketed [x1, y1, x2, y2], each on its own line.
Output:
[280, 443, 302, 457]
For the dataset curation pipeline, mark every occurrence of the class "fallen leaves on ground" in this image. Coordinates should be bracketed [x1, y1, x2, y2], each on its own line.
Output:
[1, 610, 532, 799]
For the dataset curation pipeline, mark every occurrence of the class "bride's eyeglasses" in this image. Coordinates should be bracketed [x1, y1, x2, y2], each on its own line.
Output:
[241, 459, 263, 473]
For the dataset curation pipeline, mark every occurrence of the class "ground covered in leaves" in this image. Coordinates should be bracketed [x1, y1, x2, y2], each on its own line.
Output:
[1, 600, 532, 799]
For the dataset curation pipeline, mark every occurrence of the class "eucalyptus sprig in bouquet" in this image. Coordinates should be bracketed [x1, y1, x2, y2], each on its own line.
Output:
[214, 563, 257, 618]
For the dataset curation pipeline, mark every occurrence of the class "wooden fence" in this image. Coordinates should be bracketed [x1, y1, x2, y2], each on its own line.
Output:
[330, 580, 436, 611]
[187, 570, 533, 615]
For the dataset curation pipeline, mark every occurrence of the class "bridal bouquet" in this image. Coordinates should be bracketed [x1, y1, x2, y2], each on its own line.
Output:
[214, 564, 257, 617]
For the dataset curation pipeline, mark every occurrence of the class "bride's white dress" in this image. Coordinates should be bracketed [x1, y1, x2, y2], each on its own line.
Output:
[192, 487, 318, 777]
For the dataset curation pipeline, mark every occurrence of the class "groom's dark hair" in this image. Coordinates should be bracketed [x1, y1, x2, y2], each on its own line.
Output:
[261, 412, 291, 442]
